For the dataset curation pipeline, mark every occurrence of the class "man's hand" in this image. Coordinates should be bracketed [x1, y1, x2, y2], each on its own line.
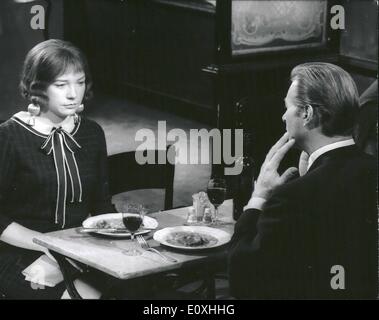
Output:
[253, 133, 298, 200]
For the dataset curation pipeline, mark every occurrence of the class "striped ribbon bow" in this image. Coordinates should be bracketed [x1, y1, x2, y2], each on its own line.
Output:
[41, 127, 82, 228]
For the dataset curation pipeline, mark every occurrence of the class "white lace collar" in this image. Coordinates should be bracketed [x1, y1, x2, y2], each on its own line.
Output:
[12, 111, 76, 135]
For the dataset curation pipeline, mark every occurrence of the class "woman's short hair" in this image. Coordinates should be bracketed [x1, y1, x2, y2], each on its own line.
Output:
[20, 39, 93, 105]
[290, 62, 359, 137]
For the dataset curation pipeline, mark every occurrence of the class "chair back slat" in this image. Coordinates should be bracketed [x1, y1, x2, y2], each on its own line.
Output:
[108, 146, 175, 210]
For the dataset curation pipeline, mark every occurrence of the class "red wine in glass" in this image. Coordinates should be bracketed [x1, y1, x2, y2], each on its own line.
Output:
[123, 215, 143, 232]
[207, 187, 227, 207]
[207, 178, 227, 224]
[121, 211, 144, 256]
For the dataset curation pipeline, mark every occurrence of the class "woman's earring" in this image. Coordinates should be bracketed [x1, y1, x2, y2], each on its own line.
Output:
[27, 103, 40, 126]
[77, 104, 84, 113]
[74, 104, 84, 124]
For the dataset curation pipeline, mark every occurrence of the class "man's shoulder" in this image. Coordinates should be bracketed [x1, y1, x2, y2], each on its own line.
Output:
[309, 147, 375, 177]
[337, 149, 377, 180]
[275, 149, 376, 199]
[346, 149, 376, 166]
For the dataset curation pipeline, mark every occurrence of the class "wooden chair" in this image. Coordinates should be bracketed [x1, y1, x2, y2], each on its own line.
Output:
[108, 146, 175, 210]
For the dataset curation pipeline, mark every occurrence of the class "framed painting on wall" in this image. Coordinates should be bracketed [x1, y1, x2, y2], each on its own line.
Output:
[231, 0, 328, 56]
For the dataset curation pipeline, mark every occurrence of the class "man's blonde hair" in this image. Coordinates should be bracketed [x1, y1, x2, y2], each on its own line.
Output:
[291, 63, 359, 137]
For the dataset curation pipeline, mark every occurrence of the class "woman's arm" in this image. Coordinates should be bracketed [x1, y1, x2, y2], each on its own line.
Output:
[0, 126, 49, 255]
[0, 222, 49, 255]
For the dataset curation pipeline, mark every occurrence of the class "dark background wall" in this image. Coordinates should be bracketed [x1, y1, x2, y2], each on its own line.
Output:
[339, 0, 377, 95]
[340, 0, 378, 67]
[0, 0, 63, 119]
[0, 0, 377, 122]
[62, 0, 216, 123]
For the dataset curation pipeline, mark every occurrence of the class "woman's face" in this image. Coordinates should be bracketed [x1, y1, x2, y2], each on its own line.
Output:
[42, 69, 86, 123]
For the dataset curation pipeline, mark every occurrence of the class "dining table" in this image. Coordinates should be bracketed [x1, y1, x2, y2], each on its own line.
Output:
[33, 199, 235, 299]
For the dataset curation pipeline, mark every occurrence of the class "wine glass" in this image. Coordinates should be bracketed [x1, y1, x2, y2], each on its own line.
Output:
[206, 178, 227, 225]
[121, 203, 145, 256]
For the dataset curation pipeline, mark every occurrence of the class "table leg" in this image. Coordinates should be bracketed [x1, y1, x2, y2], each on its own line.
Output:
[48, 250, 83, 299]
[204, 275, 216, 299]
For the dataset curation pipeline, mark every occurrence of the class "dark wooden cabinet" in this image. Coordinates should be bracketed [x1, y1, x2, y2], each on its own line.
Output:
[64, 0, 140, 92]
[137, 1, 215, 108]
[64, 0, 216, 120]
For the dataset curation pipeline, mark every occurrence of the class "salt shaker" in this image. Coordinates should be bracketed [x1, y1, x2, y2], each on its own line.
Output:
[203, 207, 213, 224]
[187, 206, 197, 224]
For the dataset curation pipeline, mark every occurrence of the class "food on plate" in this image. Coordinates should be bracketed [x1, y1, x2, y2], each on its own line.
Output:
[93, 218, 123, 229]
[92, 217, 146, 229]
[166, 231, 218, 247]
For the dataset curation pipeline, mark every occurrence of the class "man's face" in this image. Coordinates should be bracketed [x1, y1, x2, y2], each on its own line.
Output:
[282, 80, 305, 142]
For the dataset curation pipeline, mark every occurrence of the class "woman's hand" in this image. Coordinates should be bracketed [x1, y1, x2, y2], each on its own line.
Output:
[253, 133, 298, 200]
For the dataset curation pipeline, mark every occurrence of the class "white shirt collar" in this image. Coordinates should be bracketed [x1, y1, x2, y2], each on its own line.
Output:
[307, 139, 355, 172]
[13, 111, 75, 135]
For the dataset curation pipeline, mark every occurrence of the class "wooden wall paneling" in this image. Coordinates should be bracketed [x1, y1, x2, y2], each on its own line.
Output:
[64, 0, 216, 116]
[138, 0, 216, 109]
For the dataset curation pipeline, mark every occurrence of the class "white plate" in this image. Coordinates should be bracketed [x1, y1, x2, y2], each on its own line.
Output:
[82, 213, 158, 238]
[153, 226, 231, 250]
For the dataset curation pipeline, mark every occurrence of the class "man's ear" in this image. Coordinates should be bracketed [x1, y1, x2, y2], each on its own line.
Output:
[303, 104, 314, 126]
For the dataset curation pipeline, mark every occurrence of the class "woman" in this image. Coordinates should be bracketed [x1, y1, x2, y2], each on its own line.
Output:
[0, 39, 114, 299]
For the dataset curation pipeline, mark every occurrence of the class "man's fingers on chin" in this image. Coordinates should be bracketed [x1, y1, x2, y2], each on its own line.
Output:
[266, 133, 290, 160]
[279, 139, 296, 154]
[270, 139, 295, 165]
[278, 132, 289, 141]
[280, 167, 299, 182]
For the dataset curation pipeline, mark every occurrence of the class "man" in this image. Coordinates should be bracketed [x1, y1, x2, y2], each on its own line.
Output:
[228, 63, 377, 299]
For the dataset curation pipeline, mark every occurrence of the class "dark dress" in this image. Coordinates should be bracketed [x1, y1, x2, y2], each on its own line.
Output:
[0, 116, 114, 299]
[228, 146, 378, 299]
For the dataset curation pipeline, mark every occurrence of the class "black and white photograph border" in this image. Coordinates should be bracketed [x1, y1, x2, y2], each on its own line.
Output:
[0, 0, 377, 306]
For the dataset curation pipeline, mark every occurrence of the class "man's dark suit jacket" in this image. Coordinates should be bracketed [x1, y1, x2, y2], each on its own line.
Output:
[228, 146, 377, 299]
